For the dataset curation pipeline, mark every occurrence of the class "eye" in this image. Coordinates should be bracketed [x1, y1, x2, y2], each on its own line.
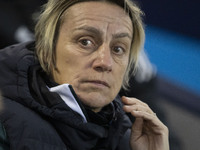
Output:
[80, 39, 92, 46]
[112, 46, 125, 55]
[78, 38, 96, 51]
[78, 38, 96, 50]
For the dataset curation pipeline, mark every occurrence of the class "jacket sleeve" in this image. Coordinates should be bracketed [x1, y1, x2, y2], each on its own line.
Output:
[0, 122, 9, 150]
[117, 129, 132, 150]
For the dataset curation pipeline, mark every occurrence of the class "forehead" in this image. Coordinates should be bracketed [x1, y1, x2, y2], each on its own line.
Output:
[61, 1, 133, 35]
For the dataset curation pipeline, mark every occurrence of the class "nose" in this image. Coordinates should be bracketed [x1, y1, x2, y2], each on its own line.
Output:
[92, 44, 113, 72]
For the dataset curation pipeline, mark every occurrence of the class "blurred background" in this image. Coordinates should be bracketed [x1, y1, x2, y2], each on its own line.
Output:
[140, 0, 200, 150]
[0, 0, 200, 150]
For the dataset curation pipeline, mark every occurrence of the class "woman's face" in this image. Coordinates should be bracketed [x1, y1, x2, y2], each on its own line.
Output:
[52, 1, 133, 112]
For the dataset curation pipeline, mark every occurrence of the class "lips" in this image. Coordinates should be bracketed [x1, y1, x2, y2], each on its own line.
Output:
[84, 80, 110, 88]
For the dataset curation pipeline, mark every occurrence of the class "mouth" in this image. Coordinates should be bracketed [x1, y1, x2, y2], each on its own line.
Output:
[84, 80, 110, 88]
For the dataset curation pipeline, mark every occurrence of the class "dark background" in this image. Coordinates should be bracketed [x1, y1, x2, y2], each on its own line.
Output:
[140, 0, 200, 39]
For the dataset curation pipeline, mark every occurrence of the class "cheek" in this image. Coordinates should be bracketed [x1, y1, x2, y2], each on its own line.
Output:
[111, 68, 126, 92]
[54, 53, 80, 84]
[117, 60, 128, 79]
[113, 60, 128, 88]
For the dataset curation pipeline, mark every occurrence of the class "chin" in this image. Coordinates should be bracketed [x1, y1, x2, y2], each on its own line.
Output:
[78, 93, 113, 111]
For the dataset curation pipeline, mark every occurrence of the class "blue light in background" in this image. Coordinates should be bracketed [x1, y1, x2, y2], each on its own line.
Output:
[145, 26, 200, 95]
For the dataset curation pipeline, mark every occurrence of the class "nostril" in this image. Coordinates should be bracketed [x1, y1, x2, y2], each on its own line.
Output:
[94, 65, 112, 72]
[92, 57, 113, 72]
[94, 66, 104, 72]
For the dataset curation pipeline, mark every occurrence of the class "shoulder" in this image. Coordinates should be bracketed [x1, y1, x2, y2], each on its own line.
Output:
[0, 42, 37, 70]
[0, 98, 66, 150]
[0, 42, 39, 102]
[0, 97, 46, 127]
[0, 41, 35, 59]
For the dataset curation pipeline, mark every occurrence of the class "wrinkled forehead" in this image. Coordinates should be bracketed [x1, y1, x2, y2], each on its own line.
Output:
[61, 1, 132, 22]
[61, 1, 133, 34]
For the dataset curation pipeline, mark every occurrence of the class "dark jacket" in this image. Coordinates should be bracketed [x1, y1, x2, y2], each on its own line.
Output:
[0, 42, 132, 150]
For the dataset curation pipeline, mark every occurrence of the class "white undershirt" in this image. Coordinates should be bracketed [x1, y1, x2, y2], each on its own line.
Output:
[48, 84, 87, 123]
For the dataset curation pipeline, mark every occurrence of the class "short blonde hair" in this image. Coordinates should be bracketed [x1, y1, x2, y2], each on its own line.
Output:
[35, 0, 145, 90]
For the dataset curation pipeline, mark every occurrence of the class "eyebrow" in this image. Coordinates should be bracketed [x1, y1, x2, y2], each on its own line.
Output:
[74, 26, 103, 36]
[112, 33, 132, 40]
[74, 26, 132, 40]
